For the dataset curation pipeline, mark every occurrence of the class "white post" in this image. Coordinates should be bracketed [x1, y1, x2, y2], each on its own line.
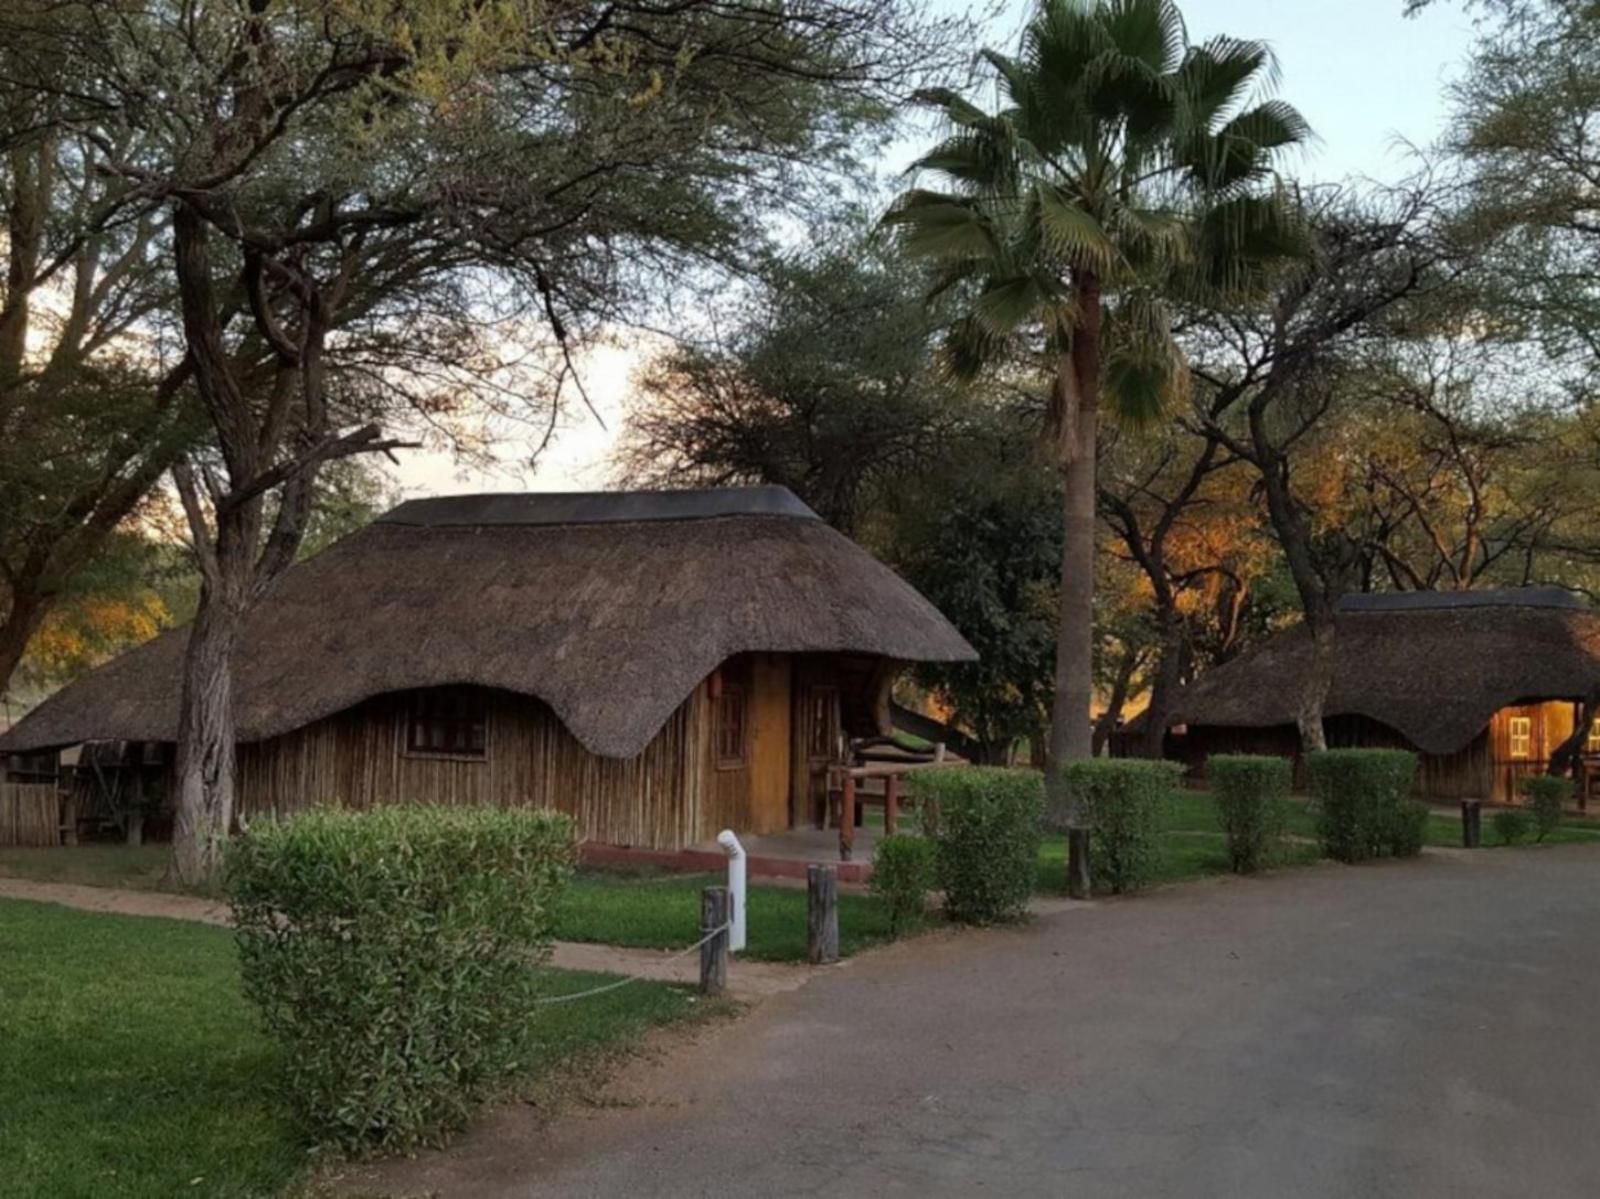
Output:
[716, 829, 747, 953]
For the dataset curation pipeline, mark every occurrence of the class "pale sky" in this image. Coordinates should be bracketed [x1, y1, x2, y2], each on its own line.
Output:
[396, 0, 1477, 499]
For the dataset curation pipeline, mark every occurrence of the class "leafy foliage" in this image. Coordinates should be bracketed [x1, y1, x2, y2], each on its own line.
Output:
[870, 835, 939, 934]
[1062, 759, 1184, 894]
[226, 806, 575, 1152]
[909, 768, 1044, 924]
[1307, 749, 1420, 863]
[1493, 805, 1532, 847]
[1521, 775, 1573, 843]
[1207, 754, 1292, 873]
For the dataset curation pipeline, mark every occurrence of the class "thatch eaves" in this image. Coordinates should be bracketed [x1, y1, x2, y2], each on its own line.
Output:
[0, 487, 976, 758]
[1159, 588, 1600, 755]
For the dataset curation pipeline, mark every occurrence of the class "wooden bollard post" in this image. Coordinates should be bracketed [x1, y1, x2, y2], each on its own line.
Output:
[1461, 800, 1482, 849]
[700, 886, 729, 996]
[808, 863, 839, 965]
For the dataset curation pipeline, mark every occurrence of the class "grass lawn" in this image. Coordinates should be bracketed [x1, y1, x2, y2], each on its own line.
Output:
[0, 842, 176, 892]
[1, 898, 702, 1199]
[556, 870, 897, 962]
[1034, 789, 1324, 893]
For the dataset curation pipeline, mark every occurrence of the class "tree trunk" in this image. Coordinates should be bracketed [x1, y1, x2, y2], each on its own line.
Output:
[1295, 620, 1336, 752]
[0, 587, 46, 700]
[170, 589, 244, 885]
[1550, 691, 1599, 779]
[1139, 611, 1187, 759]
[1044, 283, 1101, 899]
[1091, 644, 1140, 757]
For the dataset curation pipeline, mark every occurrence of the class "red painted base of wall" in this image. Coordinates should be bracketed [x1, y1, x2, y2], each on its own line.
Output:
[578, 842, 872, 885]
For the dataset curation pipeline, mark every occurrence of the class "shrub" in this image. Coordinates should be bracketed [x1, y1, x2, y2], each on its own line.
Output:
[907, 768, 1043, 924]
[226, 805, 575, 1153]
[1307, 749, 1419, 863]
[1493, 806, 1532, 846]
[1061, 760, 1183, 894]
[1521, 775, 1572, 842]
[1207, 755, 1291, 874]
[870, 835, 938, 934]
[1390, 800, 1430, 858]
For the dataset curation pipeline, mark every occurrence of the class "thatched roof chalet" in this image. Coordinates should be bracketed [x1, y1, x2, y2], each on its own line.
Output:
[1160, 587, 1600, 755]
[0, 487, 975, 758]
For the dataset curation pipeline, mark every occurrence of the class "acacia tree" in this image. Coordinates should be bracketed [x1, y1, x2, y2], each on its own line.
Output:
[0, 115, 203, 699]
[884, 0, 1306, 893]
[3, 0, 965, 883]
[1185, 183, 1452, 747]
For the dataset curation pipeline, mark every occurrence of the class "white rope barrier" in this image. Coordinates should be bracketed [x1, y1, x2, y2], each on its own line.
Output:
[529, 920, 731, 1006]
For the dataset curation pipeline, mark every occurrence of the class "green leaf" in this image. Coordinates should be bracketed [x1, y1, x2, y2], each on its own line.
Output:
[1033, 181, 1117, 274]
[882, 191, 1002, 262]
[972, 275, 1048, 334]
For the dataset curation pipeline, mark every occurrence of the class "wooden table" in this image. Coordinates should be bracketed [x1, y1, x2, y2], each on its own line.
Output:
[825, 759, 966, 862]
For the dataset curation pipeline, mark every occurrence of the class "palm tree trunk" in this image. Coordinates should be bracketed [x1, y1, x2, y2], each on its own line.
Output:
[1045, 279, 1101, 899]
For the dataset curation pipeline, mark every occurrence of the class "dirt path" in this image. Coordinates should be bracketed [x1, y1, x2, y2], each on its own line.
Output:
[0, 876, 809, 998]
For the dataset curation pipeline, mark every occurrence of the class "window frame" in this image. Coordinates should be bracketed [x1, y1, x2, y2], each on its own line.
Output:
[714, 682, 749, 770]
[404, 688, 490, 762]
[1508, 715, 1533, 760]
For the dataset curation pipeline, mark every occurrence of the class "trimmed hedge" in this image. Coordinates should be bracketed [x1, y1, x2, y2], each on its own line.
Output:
[907, 768, 1043, 924]
[1062, 759, 1183, 894]
[226, 805, 575, 1153]
[1493, 806, 1532, 846]
[1306, 749, 1419, 863]
[870, 834, 937, 934]
[1521, 775, 1572, 842]
[1207, 755, 1291, 874]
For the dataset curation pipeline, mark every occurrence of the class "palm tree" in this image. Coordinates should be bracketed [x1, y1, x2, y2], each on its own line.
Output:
[885, 0, 1308, 895]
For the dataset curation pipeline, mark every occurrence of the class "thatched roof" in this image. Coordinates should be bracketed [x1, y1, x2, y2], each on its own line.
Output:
[1160, 588, 1600, 754]
[0, 487, 975, 758]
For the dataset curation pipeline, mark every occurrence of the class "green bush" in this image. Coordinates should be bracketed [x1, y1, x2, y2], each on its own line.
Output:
[907, 768, 1043, 925]
[1207, 755, 1291, 873]
[1307, 749, 1419, 863]
[1062, 759, 1183, 894]
[1390, 800, 1429, 858]
[1493, 806, 1532, 846]
[1521, 775, 1572, 842]
[870, 834, 938, 934]
[226, 805, 575, 1153]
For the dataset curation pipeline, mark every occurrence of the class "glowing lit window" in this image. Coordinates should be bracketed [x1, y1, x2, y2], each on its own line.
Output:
[1508, 716, 1533, 760]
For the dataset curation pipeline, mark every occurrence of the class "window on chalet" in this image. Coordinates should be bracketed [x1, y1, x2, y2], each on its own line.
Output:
[406, 688, 488, 759]
[1508, 716, 1533, 760]
[1586, 721, 1600, 754]
[715, 684, 748, 769]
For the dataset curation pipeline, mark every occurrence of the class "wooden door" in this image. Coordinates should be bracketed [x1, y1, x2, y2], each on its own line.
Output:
[792, 680, 840, 828]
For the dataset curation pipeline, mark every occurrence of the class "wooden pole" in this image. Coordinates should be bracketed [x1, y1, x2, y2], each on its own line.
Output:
[884, 774, 899, 837]
[1461, 799, 1482, 849]
[700, 885, 729, 996]
[839, 772, 856, 861]
[808, 863, 839, 965]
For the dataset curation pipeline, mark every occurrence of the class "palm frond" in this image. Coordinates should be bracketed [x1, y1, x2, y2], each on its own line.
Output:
[1192, 189, 1308, 293]
[1032, 180, 1118, 275]
[1101, 289, 1187, 427]
[1175, 37, 1273, 129]
[912, 130, 1019, 190]
[941, 314, 1011, 382]
[1218, 99, 1313, 155]
[1099, 0, 1187, 74]
[972, 274, 1049, 334]
[881, 190, 1004, 262]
